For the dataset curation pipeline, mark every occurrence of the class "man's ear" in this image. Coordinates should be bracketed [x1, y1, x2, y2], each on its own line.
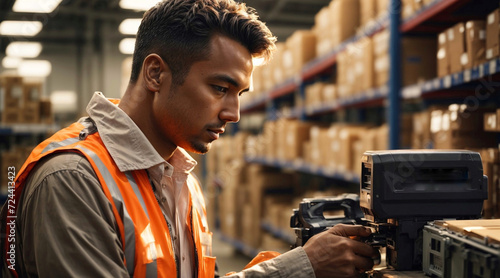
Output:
[142, 54, 171, 92]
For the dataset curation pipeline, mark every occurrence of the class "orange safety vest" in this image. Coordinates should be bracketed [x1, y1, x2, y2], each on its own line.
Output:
[2, 120, 216, 277]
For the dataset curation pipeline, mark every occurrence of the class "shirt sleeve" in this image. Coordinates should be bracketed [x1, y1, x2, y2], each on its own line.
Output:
[223, 247, 316, 278]
[16, 153, 129, 278]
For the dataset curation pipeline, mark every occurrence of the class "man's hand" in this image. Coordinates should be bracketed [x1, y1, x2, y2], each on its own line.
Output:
[303, 224, 379, 278]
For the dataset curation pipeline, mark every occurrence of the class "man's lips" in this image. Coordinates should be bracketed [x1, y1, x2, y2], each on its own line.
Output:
[207, 128, 224, 140]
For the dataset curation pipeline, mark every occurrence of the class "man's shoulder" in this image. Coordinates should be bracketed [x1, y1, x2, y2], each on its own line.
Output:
[31, 151, 94, 179]
[21, 152, 99, 201]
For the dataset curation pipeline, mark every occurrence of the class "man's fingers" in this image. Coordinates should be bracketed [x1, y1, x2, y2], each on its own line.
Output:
[328, 224, 372, 237]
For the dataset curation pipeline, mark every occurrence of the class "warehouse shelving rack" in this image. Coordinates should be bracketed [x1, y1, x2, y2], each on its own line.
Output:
[241, 0, 500, 179]
[219, 0, 500, 254]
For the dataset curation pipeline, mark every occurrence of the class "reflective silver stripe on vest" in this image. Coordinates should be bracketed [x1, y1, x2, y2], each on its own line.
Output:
[125, 172, 149, 218]
[77, 146, 138, 277]
[124, 172, 158, 277]
[41, 137, 80, 154]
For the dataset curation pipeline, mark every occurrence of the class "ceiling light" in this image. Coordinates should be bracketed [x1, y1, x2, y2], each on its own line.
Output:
[6, 42, 42, 58]
[13, 0, 63, 13]
[0, 21, 43, 36]
[18, 60, 52, 77]
[119, 18, 142, 35]
[119, 0, 160, 11]
[119, 38, 136, 55]
[50, 90, 77, 113]
[2, 56, 23, 68]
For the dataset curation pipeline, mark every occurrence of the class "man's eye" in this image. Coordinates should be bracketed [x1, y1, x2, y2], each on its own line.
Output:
[213, 85, 228, 93]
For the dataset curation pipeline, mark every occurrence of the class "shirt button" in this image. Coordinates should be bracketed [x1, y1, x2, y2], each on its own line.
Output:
[182, 256, 185, 261]
[161, 197, 166, 203]
[162, 183, 166, 189]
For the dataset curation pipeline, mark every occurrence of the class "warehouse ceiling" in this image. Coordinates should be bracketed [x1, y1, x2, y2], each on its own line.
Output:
[0, 0, 331, 56]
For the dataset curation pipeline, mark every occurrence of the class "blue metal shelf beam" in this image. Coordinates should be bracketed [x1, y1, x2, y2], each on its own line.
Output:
[245, 156, 360, 184]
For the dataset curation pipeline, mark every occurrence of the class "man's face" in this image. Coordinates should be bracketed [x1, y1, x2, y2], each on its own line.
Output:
[152, 34, 253, 154]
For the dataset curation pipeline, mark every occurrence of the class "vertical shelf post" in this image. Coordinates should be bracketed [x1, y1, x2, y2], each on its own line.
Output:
[388, 0, 401, 150]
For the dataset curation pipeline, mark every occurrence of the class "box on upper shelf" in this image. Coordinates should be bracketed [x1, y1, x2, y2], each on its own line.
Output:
[1, 76, 23, 109]
[486, 8, 500, 61]
[330, 0, 360, 48]
[284, 30, 316, 79]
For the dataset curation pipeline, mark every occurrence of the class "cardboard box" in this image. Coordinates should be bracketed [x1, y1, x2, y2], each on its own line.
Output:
[284, 120, 313, 161]
[20, 102, 40, 123]
[361, 0, 378, 27]
[486, 9, 500, 60]
[433, 129, 497, 149]
[244, 165, 296, 248]
[330, 0, 360, 47]
[354, 37, 374, 92]
[465, 20, 487, 68]
[377, 0, 389, 18]
[402, 37, 437, 85]
[484, 112, 499, 131]
[263, 121, 277, 160]
[437, 31, 449, 77]
[314, 6, 333, 57]
[23, 82, 42, 104]
[322, 84, 337, 102]
[1, 76, 23, 109]
[338, 126, 367, 172]
[305, 82, 325, 108]
[448, 22, 466, 74]
[271, 42, 286, 85]
[373, 30, 390, 87]
[327, 124, 343, 171]
[447, 104, 493, 132]
[39, 98, 53, 124]
[402, 0, 415, 19]
[412, 110, 432, 149]
[2, 107, 20, 124]
[285, 30, 316, 77]
[275, 118, 290, 161]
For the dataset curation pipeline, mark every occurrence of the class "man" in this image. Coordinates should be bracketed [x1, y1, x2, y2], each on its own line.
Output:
[1, 0, 378, 277]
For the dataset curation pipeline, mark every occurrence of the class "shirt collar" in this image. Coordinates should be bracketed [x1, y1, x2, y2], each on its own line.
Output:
[86, 92, 196, 173]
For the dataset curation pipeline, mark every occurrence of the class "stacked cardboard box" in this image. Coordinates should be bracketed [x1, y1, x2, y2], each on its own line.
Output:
[337, 37, 375, 97]
[374, 30, 436, 87]
[1, 76, 23, 124]
[21, 82, 42, 123]
[284, 30, 317, 78]
[360, 0, 377, 28]
[484, 109, 500, 132]
[330, 0, 360, 48]
[242, 165, 296, 248]
[440, 21, 487, 76]
[0, 76, 52, 124]
[486, 8, 500, 61]
[480, 147, 500, 218]
[412, 106, 446, 149]
[431, 104, 497, 149]
[439, 19, 487, 77]
[314, 6, 333, 57]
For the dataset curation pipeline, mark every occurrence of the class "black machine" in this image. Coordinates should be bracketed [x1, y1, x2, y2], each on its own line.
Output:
[291, 150, 488, 271]
[290, 193, 364, 248]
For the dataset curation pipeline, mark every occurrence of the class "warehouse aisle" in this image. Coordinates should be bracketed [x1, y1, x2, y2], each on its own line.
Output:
[213, 234, 251, 276]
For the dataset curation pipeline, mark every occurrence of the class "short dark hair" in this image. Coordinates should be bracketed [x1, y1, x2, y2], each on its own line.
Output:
[130, 0, 276, 86]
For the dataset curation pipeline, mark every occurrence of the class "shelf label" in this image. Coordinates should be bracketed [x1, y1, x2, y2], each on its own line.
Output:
[464, 70, 471, 82]
[479, 65, 485, 78]
[490, 60, 497, 74]
[444, 76, 452, 88]
[433, 79, 440, 89]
